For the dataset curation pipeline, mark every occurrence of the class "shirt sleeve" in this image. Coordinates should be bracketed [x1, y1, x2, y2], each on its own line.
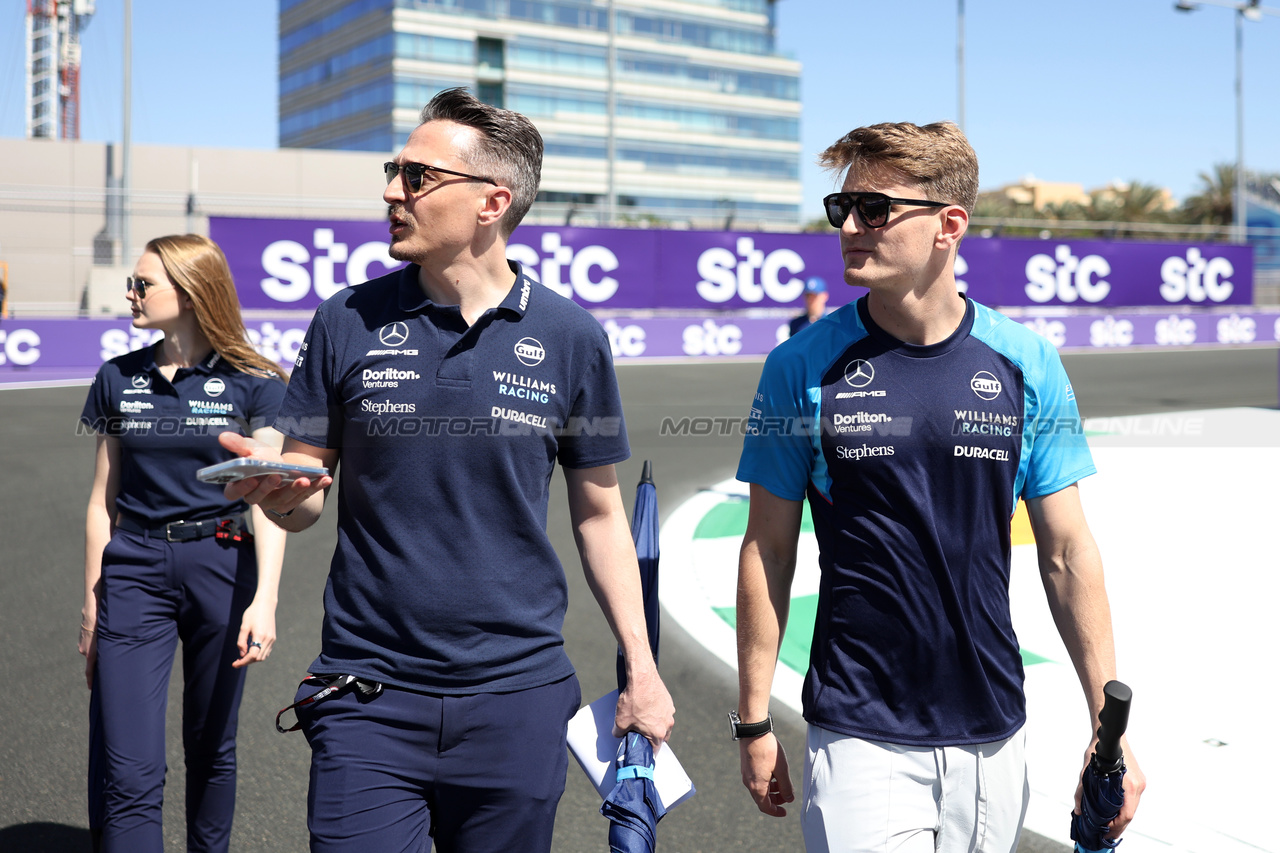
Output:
[275, 308, 345, 449]
[1021, 349, 1096, 499]
[246, 373, 289, 434]
[556, 323, 630, 470]
[735, 347, 815, 502]
[79, 365, 115, 436]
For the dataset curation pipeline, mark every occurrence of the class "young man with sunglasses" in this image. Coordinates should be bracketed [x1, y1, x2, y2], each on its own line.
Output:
[218, 87, 674, 853]
[732, 122, 1144, 851]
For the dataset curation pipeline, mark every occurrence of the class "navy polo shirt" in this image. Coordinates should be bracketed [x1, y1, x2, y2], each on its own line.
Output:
[80, 345, 287, 524]
[738, 296, 1095, 746]
[276, 261, 630, 694]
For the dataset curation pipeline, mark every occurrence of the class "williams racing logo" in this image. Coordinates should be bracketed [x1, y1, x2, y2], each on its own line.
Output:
[836, 359, 884, 399]
[367, 322, 419, 356]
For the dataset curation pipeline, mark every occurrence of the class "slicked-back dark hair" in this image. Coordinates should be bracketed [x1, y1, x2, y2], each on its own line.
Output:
[420, 87, 543, 238]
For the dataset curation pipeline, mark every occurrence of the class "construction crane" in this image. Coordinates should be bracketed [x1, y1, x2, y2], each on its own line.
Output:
[25, 0, 95, 140]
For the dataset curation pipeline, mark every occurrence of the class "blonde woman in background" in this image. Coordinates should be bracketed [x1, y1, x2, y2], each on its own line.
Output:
[79, 234, 289, 853]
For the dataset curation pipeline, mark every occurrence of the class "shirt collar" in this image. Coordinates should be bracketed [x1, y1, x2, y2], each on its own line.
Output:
[396, 260, 533, 320]
[143, 341, 223, 376]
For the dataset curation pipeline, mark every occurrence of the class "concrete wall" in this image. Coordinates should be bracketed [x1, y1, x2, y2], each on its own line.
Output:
[0, 137, 388, 313]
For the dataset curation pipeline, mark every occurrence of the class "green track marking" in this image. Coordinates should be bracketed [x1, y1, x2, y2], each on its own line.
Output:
[714, 598, 1055, 675]
[694, 499, 814, 539]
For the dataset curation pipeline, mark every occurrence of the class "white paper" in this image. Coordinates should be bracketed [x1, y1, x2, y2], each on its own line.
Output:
[566, 689, 696, 811]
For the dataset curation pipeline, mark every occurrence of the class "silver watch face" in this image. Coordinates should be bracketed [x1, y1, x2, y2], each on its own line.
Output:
[728, 711, 742, 739]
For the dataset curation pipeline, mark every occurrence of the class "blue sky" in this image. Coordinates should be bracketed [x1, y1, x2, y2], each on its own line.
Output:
[1, 0, 1278, 205]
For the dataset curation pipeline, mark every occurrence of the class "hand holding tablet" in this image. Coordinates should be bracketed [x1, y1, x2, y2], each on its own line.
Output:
[197, 458, 331, 485]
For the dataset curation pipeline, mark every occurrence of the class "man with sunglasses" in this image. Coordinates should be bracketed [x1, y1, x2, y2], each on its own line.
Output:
[219, 87, 673, 853]
[732, 122, 1143, 851]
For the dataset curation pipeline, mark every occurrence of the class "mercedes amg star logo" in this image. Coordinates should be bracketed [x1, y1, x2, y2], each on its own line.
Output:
[843, 359, 875, 388]
[378, 322, 409, 347]
[131, 374, 150, 389]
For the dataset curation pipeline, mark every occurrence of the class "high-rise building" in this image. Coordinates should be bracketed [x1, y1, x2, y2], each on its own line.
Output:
[278, 0, 802, 227]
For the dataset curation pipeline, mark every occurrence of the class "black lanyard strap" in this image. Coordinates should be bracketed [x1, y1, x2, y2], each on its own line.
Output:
[275, 674, 383, 733]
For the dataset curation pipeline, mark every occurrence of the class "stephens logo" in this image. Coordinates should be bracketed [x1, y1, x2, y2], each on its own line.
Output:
[514, 337, 545, 366]
[970, 372, 1002, 401]
[843, 359, 874, 388]
[204, 378, 226, 397]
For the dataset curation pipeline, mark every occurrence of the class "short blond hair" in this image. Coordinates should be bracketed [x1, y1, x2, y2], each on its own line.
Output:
[819, 122, 978, 214]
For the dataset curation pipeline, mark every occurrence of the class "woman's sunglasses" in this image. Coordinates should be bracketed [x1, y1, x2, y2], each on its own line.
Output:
[384, 161, 497, 193]
[125, 276, 173, 299]
[823, 192, 950, 229]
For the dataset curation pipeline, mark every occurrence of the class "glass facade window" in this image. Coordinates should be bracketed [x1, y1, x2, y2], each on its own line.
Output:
[619, 99, 797, 141]
[281, 77, 394, 139]
[617, 11, 771, 55]
[545, 136, 797, 181]
[395, 31, 475, 64]
[281, 0, 391, 57]
[282, 34, 395, 96]
[506, 84, 606, 119]
[395, 76, 481, 111]
[507, 39, 606, 76]
[618, 51, 797, 100]
[394, 0, 607, 30]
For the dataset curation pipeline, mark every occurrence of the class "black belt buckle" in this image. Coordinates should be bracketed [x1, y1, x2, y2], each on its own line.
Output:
[164, 520, 191, 542]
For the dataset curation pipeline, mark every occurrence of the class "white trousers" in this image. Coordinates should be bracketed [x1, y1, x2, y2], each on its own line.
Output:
[801, 724, 1030, 853]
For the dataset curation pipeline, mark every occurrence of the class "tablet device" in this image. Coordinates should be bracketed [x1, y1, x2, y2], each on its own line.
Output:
[196, 458, 331, 485]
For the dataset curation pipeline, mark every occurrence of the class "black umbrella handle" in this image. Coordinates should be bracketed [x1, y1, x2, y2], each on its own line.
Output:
[640, 460, 654, 486]
[1093, 680, 1131, 772]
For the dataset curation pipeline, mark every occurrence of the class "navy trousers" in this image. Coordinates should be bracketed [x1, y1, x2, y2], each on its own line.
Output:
[91, 526, 257, 853]
[298, 674, 581, 853]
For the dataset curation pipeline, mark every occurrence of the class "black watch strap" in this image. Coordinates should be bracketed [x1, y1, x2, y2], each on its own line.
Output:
[728, 710, 773, 740]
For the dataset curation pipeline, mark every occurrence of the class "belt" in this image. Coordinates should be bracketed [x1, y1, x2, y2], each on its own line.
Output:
[115, 511, 248, 543]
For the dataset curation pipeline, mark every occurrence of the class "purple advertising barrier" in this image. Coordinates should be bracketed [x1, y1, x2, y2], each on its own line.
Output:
[958, 238, 1254, 307]
[210, 216, 1253, 312]
[4, 310, 1280, 386]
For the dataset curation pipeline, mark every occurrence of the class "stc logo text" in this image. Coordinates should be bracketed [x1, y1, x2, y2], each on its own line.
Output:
[261, 229, 401, 302]
[1024, 245, 1236, 305]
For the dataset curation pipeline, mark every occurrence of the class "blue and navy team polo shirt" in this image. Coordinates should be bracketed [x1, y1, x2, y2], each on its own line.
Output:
[738, 296, 1095, 746]
[277, 261, 630, 694]
[80, 345, 287, 525]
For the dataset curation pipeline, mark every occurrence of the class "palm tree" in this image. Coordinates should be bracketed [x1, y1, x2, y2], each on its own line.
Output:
[1180, 163, 1236, 225]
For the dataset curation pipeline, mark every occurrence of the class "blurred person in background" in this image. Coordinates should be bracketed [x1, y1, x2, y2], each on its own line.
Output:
[788, 276, 829, 338]
[79, 234, 289, 853]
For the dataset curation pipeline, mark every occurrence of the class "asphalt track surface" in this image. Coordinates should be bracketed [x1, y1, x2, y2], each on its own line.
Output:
[1, 347, 1276, 853]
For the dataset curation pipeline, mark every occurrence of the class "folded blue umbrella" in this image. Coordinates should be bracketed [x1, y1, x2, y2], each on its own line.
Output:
[617, 461, 660, 692]
[1070, 681, 1132, 853]
[601, 731, 667, 853]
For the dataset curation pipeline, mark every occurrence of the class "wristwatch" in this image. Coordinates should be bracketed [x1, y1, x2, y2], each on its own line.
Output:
[728, 710, 773, 741]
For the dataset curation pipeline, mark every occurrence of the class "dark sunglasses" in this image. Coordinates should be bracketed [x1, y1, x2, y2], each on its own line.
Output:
[383, 161, 497, 193]
[125, 276, 172, 299]
[823, 192, 950, 229]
